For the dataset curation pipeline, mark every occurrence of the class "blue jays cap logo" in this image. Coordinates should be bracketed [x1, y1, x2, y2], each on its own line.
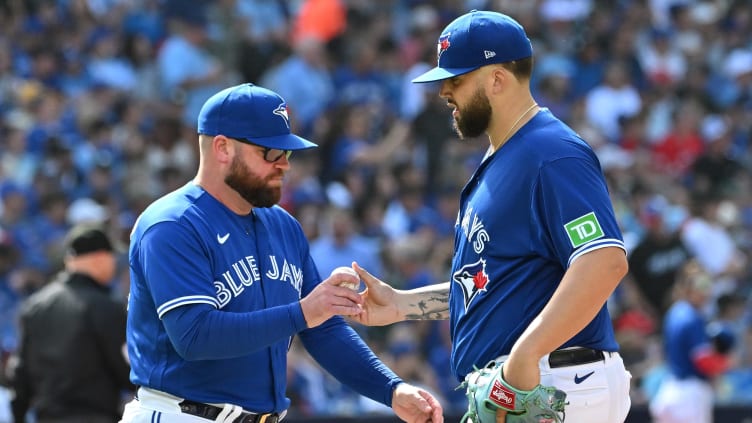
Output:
[437, 33, 451, 62]
[273, 103, 290, 128]
[453, 258, 489, 309]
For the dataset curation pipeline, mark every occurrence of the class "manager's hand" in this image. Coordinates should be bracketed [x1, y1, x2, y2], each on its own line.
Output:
[299, 272, 363, 328]
[392, 382, 444, 423]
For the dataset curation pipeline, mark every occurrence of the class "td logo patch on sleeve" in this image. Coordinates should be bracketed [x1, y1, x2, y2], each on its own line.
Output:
[564, 212, 604, 247]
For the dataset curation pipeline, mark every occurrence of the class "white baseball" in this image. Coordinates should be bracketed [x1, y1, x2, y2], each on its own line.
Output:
[330, 266, 360, 291]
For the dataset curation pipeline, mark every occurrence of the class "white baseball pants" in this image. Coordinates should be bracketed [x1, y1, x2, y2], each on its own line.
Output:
[119, 387, 286, 423]
[493, 348, 632, 423]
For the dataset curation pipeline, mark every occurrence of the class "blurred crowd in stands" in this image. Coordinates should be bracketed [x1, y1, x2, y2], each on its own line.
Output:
[0, 0, 751, 420]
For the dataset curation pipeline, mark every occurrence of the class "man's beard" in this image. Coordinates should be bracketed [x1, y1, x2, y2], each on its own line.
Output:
[225, 154, 281, 208]
[453, 87, 492, 139]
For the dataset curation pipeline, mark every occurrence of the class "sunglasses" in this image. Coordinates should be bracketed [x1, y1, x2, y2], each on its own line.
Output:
[260, 147, 292, 163]
[234, 138, 292, 163]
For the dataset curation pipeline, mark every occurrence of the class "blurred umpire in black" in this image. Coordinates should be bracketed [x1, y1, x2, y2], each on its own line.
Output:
[8, 224, 133, 423]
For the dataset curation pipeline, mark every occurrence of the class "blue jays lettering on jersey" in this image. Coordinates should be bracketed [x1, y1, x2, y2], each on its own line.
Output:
[127, 183, 309, 411]
[127, 183, 401, 412]
[449, 109, 625, 380]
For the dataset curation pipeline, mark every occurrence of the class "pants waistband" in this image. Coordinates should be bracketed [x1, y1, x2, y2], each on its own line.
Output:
[548, 347, 610, 368]
[493, 347, 616, 369]
[136, 387, 285, 423]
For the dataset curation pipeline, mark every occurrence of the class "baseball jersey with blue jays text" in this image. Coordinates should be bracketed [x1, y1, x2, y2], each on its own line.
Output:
[449, 108, 625, 380]
[127, 183, 401, 412]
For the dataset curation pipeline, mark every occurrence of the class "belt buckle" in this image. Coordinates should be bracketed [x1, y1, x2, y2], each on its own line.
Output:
[258, 414, 278, 423]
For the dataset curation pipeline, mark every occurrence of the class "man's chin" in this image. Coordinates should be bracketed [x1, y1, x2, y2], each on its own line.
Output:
[453, 121, 466, 140]
[455, 121, 486, 139]
[255, 194, 281, 208]
[237, 189, 281, 208]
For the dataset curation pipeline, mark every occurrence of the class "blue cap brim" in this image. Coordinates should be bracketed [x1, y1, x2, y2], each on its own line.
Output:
[411, 66, 479, 83]
[246, 133, 318, 150]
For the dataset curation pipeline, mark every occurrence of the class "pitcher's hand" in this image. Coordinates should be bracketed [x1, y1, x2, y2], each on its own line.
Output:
[349, 262, 403, 326]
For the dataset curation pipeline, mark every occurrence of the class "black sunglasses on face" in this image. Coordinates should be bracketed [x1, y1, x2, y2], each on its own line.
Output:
[234, 138, 292, 162]
[261, 147, 293, 163]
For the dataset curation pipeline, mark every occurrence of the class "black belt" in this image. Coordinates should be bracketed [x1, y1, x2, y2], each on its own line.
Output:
[548, 347, 607, 368]
[178, 399, 281, 423]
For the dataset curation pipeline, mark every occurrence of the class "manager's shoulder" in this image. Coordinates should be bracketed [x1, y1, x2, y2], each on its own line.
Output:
[133, 184, 207, 233]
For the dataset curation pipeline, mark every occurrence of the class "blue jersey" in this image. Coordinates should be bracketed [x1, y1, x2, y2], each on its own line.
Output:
[663, 300, 710, 380]
[449, 109, 625, 379]
[127, 183, 400, 411]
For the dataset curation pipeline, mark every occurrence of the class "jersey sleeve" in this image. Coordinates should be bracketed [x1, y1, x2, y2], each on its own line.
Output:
[161, 302, 306, 360]
[289, 211, 402, 406]
[300, 318, 402, 407]
[532, 156, 625, 269]
[136, 214, 309, 360]
[137, 221, 218, 318]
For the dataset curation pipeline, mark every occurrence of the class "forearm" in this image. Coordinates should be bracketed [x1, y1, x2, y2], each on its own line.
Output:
[513, 248, 627, 357]
[163, 303, 306, 360]
[302, 318, 402, 407]
[400, 282, 451, 320]
[353, 263, 449, 326]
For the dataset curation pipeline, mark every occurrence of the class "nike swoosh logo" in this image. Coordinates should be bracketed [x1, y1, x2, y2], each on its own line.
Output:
[217, 233, 230, 244]
[574, 371, 595, 384]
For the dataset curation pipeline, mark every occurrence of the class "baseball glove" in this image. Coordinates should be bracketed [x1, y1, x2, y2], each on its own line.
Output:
[459, 360, 568, 423]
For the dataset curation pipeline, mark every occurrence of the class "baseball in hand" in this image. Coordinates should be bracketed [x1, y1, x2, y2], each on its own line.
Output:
[330, 266, 361, 291]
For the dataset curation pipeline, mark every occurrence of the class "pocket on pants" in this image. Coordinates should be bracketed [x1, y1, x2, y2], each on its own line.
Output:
[542, 364, 610, 421]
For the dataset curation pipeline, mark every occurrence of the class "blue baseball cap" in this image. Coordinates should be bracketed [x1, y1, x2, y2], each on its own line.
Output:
[197, 83, 317, 150]
[412, 10, 533, 83]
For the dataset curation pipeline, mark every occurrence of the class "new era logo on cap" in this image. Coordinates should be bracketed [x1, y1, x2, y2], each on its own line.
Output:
[413, 10, 533, 83]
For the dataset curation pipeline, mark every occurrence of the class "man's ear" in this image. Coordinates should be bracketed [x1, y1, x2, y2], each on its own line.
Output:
[490, 66, 508, 93]
[212, 135, 233, 164]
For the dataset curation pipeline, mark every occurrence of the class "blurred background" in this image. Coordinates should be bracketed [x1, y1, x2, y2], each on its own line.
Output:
[0, 0, 751, 421]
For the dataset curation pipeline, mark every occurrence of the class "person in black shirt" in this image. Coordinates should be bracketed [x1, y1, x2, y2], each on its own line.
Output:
[8, 224, 133, 423]
[628, 195, 691, 318]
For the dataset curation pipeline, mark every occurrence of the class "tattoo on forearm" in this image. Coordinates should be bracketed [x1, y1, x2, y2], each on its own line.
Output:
[405, 291, 450, 320]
